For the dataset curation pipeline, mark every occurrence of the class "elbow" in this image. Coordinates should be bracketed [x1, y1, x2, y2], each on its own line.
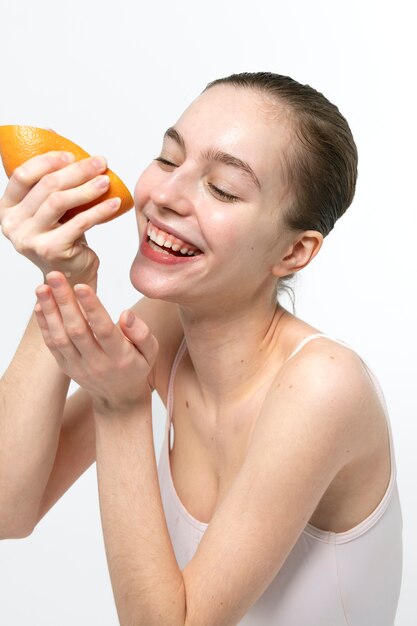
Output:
[0, 525, 34, 540]
[0, 518, 35, 540]
[0, 527, 34, 540]
[0, 497, 39, 539]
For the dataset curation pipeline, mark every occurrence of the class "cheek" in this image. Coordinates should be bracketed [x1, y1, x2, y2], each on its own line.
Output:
[205, 207, 245, 249]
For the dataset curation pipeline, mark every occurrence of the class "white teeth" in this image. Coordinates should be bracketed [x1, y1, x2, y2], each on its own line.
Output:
[148, 239, 169, 255]
[146, 221, 201, 256]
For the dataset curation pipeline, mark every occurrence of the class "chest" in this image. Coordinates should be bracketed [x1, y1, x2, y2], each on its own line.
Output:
[167, 369, 392, 534]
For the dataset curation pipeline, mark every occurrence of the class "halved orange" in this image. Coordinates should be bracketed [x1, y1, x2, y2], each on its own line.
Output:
[0, 125, 134, 223]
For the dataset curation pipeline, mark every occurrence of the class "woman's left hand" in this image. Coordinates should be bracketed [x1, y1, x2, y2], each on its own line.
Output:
[34, 271, 158, 414]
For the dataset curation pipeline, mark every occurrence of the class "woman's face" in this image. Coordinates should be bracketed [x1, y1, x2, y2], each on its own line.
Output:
[130, 85, 294, 309]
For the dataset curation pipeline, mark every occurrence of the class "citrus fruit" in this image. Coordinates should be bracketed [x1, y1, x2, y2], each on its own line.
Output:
[0, 125, 134, 223]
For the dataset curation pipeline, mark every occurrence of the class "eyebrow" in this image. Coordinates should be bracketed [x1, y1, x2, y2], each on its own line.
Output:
[163, 127, 261, 191]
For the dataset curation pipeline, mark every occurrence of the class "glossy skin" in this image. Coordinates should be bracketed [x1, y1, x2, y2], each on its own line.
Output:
[131, 86, 322, 311]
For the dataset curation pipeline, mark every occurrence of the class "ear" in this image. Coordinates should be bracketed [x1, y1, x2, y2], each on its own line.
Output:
[271, 230, 323, 278]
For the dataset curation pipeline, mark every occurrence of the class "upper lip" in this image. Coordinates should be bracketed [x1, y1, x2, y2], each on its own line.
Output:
[146, 215, 202, 250]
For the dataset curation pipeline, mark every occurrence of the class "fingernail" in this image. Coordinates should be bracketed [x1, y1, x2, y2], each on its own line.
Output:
[74, 286, 89, 298]
[61, 152, 75, 163]
[125, 311, 135, 327]
[37, 289, 50, 301]
[91, 156, 107, 169]
[94, 175, 110, 189]
[47, 276, 62, 288]
[108, 197, 121, 209]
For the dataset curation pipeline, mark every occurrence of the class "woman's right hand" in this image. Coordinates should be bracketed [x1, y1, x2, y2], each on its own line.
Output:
[0, 151, 122, 288]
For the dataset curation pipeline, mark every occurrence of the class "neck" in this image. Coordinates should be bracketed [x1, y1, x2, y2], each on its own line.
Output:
[177, 296, 288, 411]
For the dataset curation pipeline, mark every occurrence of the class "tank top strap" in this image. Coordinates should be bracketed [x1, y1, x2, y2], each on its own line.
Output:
[284, 332, 397, 481]
[284, 333, 328, 362]
[166, 336, 187, 432]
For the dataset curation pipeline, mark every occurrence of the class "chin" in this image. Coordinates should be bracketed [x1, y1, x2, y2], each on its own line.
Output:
[129, 256, 176, 302]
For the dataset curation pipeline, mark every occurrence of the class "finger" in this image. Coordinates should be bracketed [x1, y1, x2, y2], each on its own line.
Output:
[0, 151, 76, 211]
[43, 195, 121, 238]
[35, 283, 83, 361]
[120, 311, 159, 367]
[44, 272, 102, 358]
[16, 155, 108, 221]
[72, 284, 126, 357]
[34, 174, 112, 228]
[34, 302, 54, 347]
[34, 296, 73, 368]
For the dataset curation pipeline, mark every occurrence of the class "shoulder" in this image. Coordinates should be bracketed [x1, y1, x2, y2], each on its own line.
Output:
[255, 336, 383, 465]
[281, 335, 371, 401]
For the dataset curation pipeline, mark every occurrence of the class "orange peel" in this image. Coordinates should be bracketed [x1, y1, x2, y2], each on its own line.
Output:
[0, 125, 134, 222]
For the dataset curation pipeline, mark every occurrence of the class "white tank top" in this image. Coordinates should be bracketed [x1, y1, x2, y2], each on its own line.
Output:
[157, 334, 403, 625]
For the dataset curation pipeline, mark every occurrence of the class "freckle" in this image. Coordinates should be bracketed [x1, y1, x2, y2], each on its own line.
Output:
[250, 246, 254, 250]
[186, 400, 189, 408]
[289, 384, 293, 389]
[330, 356, 335, 360]
[277, 383, 281, 388]
[220, 601, 224, 605]
[240, 359, 244, 363]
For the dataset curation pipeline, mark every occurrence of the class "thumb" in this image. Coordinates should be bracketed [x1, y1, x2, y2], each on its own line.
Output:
[120, 310, 158, 365]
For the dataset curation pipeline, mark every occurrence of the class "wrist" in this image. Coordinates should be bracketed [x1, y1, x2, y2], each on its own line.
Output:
[92, 390, 152, 420]
[42, 269, 98, 291]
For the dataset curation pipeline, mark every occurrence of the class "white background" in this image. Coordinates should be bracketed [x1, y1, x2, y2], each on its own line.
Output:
[0, 1, 415, 624]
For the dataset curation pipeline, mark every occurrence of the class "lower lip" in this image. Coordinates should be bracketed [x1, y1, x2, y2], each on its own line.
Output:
[140, 236, 203, 265]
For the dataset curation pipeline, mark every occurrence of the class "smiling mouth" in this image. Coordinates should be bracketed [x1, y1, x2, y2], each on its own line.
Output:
[146, 221, 203, 257]
[146, 237, 201, 257]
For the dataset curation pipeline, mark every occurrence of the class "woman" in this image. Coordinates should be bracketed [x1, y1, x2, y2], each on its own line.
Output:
[0, 72, 402, 625]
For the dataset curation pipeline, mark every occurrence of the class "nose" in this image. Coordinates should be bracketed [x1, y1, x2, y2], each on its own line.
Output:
[150, 169, 194, 216]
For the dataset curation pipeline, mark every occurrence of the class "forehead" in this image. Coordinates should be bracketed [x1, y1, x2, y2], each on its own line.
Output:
[173, 85, 292, 190]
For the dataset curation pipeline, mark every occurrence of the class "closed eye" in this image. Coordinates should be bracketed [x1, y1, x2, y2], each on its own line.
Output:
[207, 183, 239, 202]
[154, 157, 176, 167]
[154, 157, 240, 203]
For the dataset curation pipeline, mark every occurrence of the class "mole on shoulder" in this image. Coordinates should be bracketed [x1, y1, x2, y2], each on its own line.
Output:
[186, 400, 189, 408]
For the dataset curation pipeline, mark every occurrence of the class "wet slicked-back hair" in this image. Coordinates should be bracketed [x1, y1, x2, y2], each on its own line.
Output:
[204, 72, 358, 239]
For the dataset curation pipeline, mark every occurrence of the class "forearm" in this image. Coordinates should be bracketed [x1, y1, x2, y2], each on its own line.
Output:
[0, 307, 70, 537]
[94, 403, 186, 626]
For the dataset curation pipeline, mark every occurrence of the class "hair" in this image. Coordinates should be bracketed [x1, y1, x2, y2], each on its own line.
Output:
[203, 72, 358, 303]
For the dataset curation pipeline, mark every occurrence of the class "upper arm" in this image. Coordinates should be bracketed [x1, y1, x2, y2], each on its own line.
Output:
[36, 296, 183, 525]
[182, 346, 373, 626]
